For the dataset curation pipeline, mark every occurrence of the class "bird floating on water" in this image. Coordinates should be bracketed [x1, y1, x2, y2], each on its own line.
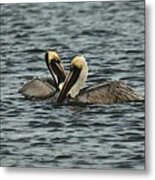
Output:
[18, 50, 66, 100]
[57, 55, 144, 104]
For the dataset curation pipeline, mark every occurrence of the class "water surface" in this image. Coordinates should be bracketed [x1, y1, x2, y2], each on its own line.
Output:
[1, 1, 145, 169]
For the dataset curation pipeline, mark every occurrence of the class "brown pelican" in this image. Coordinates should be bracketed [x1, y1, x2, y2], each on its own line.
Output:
[19, 50, 66, 100]
[57, 56, 144, 104]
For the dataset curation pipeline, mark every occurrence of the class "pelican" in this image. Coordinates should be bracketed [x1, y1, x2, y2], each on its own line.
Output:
[19, 50, 66, 100]
[57, 56, 144, 104]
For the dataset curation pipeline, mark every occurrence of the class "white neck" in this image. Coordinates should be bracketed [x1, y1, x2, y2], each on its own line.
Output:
[68, 57, 88, 98]
[58, 82, 64, 90]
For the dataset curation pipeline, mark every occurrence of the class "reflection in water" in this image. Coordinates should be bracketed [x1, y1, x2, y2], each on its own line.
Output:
[1, 1, 144, 169]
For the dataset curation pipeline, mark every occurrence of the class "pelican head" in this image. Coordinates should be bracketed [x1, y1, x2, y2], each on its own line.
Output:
[57, 55, 88, 103]
[45, 50, 66, 89]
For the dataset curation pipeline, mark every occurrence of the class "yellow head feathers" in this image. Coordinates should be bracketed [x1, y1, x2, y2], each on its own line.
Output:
[71, 55, 86, 69]
[46, 50, 61, 64]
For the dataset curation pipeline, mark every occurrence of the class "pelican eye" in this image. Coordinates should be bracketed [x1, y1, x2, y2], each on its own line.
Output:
[70, 65, 74, 71]
[50, 59, 60, 64]
[56, 60, 60, 64]
[70, 65, 81, 73]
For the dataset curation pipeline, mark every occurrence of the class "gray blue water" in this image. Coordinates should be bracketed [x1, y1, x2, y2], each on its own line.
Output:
[0, 1, 145, 169]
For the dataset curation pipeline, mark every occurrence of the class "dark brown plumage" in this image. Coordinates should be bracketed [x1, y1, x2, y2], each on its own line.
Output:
[18, 77, 56, 100]
[69, 81, 144, 104]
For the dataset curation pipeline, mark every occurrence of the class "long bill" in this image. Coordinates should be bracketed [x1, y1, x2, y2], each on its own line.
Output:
[48, 61, 66, 89]
[57, 68, 80, 103]
[51, 61, 66, 83]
